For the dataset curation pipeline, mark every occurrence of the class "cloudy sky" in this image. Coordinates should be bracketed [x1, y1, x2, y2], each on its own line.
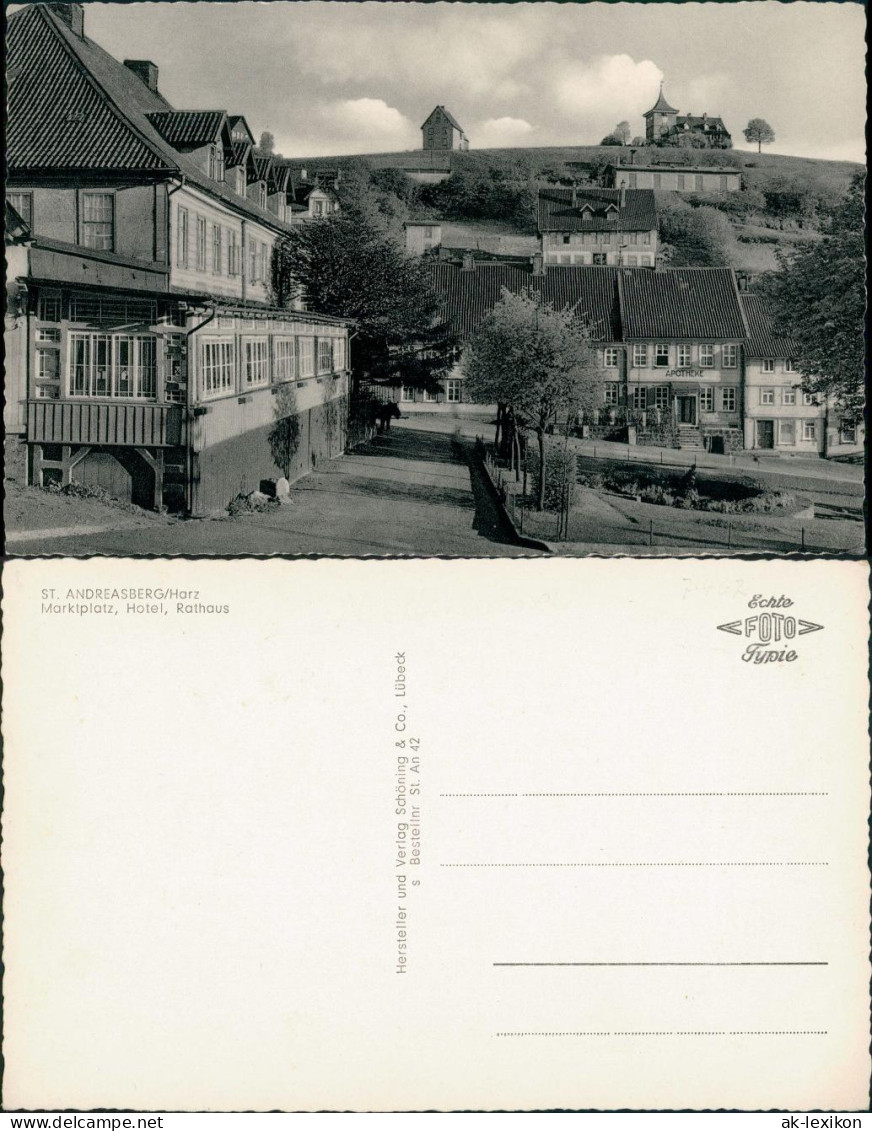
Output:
[79, 1, 865, 163]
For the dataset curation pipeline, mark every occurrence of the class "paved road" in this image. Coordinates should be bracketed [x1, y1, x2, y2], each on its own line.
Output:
[8, 428, 540, 557]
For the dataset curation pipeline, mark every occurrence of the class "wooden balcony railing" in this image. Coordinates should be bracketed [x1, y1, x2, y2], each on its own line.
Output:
[27, 400, 184, 448]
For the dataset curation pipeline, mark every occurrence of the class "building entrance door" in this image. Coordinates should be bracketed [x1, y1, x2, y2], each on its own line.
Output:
[678, 396, 697, 425]
[757, 420, 775, 449]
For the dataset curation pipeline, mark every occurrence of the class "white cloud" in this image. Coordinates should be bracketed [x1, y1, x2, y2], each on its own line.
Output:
[474, 117, 534, 149]
[277, 98, 418, 157]
[554, 54, 663, 139]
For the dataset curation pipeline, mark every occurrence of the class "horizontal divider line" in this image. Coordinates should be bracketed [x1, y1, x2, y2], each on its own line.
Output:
[495, 1031, 828, 1037]
[441, 862, 829, 867]
[440, 792, 828, 798]
[493, 962, 828, 967]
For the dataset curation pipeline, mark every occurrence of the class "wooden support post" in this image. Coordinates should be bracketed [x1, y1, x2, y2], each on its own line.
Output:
[135, 447, 165, 511]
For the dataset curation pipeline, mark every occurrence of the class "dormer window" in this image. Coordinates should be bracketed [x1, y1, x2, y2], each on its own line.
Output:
[209, 144, 225, 182]
[259, 184, 266, 209]
[236, 168, 246, 196]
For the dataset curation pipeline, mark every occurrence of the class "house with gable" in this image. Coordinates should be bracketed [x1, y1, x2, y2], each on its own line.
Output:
[5, 2, 352, 515]
[421, 107, 469, 152]
[538, 187, 658, 267]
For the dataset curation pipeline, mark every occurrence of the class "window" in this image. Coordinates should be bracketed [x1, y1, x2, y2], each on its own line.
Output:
[208, 145, 225, 182]
[676, 344, 691, 367]
[201, 339, 235, 397]
[81, 192, 114, 251]
[604, 383, 619, 405]
[212, 225, 222, 275]
[562, 235, 571, 245]
[720, 175, 729, 191]
[840, 423, 857, 444]
[676, 175, 685, 191]
[721, 387, 737, 412]
[778, 420, 795, 445]
[632, 386, 647, 410]
[317, 338, 333, 373]
[784, 359, 796, 372]
[228, 230, 239, 276]
[244, 338, 269, 387]
[401, 386, 415, 402]
[802, 392, 816, 407]
[628, 173, 637, 188]
[627, 233, 638, 245]
[196, 217, 207, 271]
[653, 173, 662, 189]
[761, 388, 775, 405]
[641, 232, 651, 245]
[782, 387, 796, 405]
[695, 175, 704, 191]
[39, 292, 62, 322]
[699, 344, 714, 368]
[603, 348, 619, 368]
[274, 338, 296, 383]
[802, 421, 817, 442]
[69, 332, 157, 399]
[593, 253, 607, 266]
[762, 358, 775, 373]
[36, 348, 60, 397]
[37, 327, 61, 344]
[177, 207, 189, 268]
[8, 191, 33, 227]
[422, 389, 436, 403]
[333, 337, 346, 371]
[722, 344, 737, 368]
[299, 337, 315, 378]
[654, 344, 669, 367]
[700, 386, 714, 412]
[632, 344, 648, 367]
[259, 243, 269, 284]
[446, 379, 461, 403]
[653, 386, 670, 409]
[626, 255, 638, 266]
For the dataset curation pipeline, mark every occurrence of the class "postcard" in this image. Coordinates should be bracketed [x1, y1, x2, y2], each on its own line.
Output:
[2, 556, 869, 1110]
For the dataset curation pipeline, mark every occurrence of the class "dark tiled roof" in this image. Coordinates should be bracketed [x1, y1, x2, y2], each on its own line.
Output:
[740, 294, 798, 358]
[227, 140, 252, 168]
[676, 116, 731, 135]
[538, 188, 656, 233]
[421, 105, 465, 133]
[645, 86, 678, 116]
[251, 155, 272, 182]
[429, 263, 622, 342]
[430, 264, 749, 345]
[7, 6, 294, 235]
[619, 268, 746, 340]
[7, 5, 170, 171]
[146, 110, 227, 148]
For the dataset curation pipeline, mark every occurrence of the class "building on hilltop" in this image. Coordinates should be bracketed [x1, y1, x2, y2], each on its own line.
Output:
[608, 160, 741, 194]
[537, 187, 658, 267]
[422, 106, 469, 152]
[644, 84, 732, 149]
[5, 2, 352, 515]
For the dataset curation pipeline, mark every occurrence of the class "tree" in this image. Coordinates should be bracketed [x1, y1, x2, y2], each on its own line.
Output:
[271, 214, 456, 396]
[743, 118, 775, 153]
[257, 131, 276, 156]
[463, 289, 600, 510]
[599, 133, 624, 147]
[657, 199, 739, 267]
[763, 172, 865, 423]
[614, 121, 631, 145]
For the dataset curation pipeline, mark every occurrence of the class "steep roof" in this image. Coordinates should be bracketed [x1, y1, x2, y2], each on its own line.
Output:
[429, 263, 622, 342]
[538, 188, 656, 233]
[421, 105, 465, 133]
[645, 85, 678, 116]
[6, 6, 292, 234]
[429, 263, 749, 344]
[227, 140, 253, 169]
[146, 110, 227, 148]
[228, 115, 255, 144]
[251, 155, 273, 183]
[740, 294, 798, 358]
[619, 268, 746, 340]
[7, 5, 171, 171]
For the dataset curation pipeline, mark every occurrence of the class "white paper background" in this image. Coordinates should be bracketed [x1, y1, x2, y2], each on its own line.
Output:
[2, 558, 869, 1111]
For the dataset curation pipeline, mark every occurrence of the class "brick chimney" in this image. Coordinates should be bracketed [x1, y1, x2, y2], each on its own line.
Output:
[531, 251, 544, 276]
[124, 60, 159, 93]
[571, 183, 578, 208]
[461, 250, 475, 272]
[619, 186, 627, 208]
[48, 3, 84, 35]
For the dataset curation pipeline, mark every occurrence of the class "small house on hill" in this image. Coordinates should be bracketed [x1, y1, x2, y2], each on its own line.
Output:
[422, 106, 469, 152]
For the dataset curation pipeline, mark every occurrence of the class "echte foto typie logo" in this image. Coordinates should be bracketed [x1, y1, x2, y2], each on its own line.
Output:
[717, 594, 824, 664]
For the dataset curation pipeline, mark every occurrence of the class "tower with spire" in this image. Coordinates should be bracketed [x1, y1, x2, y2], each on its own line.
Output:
[643, 83, 678, 143]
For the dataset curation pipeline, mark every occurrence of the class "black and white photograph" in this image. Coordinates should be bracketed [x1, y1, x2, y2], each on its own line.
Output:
[4, 0, 866, 556]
